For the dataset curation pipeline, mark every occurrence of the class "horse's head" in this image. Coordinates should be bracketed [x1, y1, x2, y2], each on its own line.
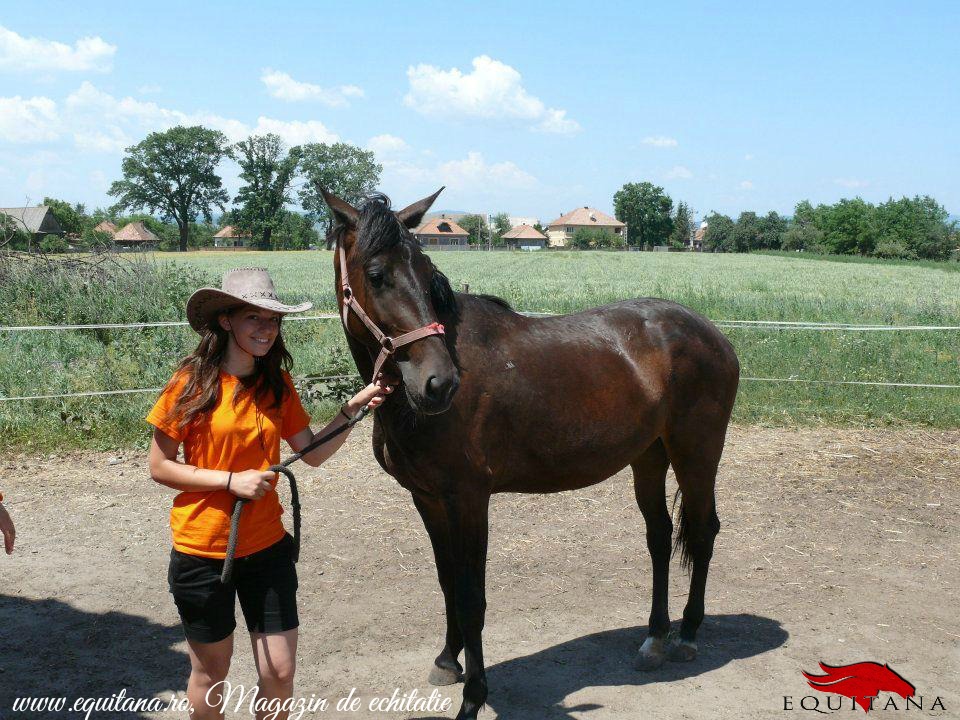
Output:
[321, 185, 460, 415]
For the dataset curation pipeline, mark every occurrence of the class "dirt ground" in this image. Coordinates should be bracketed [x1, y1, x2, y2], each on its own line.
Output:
[1, 424, 957, 719]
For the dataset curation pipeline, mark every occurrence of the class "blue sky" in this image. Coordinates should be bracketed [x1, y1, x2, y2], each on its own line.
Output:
[2, 1, 958, 223]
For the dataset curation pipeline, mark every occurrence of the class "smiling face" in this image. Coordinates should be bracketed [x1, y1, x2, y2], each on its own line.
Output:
[218, 305, 282, 357]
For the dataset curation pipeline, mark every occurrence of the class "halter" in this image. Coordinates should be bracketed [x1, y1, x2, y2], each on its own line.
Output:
[338, 240, 445, 380]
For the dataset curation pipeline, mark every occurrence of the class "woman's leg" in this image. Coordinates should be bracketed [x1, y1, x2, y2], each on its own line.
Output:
[250, 628, 298, 720]
[185, 633, 234, 720]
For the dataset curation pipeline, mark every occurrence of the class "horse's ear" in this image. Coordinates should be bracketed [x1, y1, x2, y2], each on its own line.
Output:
[397, 187, 444, 229]
[316, 183, 359, 228]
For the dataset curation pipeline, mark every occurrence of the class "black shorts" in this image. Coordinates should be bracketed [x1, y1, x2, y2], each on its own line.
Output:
[167, 533, 299, 644]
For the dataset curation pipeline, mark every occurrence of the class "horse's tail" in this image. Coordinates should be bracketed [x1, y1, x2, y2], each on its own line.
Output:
[671, 488, 693, 571]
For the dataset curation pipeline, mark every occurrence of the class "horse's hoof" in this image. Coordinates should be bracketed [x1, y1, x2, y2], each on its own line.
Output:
[634, 636, 667, 671]
[667, 639, 698, 662]
[428, 663, 463, 686]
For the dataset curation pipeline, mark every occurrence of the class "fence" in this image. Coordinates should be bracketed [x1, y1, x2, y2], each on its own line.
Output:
[2, 314, 959, 402]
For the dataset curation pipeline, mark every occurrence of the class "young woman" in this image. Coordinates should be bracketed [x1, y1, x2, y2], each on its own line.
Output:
[147, 267, 391, 720]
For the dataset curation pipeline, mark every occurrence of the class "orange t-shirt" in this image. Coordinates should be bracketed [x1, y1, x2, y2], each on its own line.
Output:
[146, 368, 311, 559]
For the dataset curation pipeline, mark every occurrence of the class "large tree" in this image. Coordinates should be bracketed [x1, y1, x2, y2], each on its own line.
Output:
[232, 134, 302, 250]
[458, 214, 489, 247]
[490, 212, 512, 247]
[109, 126, 231, 251]
[297, 142, 382, 248]
[42, 197, 86, 236]
[613, 182, 673, 248]
[702, 212, 736, 252]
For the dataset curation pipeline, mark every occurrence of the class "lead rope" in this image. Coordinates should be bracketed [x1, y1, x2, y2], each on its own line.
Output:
[220, 404, 371, 584]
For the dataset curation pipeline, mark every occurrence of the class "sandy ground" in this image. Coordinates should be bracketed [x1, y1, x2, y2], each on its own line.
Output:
[0, 424, 957, 719]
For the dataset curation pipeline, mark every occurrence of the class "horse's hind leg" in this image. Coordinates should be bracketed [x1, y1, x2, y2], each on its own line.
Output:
[412, 493, 464, 686]
[631, 438, 673, 671]
[663, 426, 725, 663]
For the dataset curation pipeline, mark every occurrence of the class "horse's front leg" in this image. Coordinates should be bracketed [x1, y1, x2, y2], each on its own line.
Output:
[444, 491, 490, 720]
[412, 492, 464, 685]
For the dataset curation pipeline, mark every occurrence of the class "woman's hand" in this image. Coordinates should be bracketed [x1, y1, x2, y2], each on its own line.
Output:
[344, 376, 395, 415]
[228, 469, 276, 500]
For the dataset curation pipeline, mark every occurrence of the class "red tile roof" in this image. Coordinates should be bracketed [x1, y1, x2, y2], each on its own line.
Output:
[547, 207, 625, 228]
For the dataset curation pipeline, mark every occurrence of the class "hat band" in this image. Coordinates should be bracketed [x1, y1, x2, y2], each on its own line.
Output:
[240, 290, 279, 300]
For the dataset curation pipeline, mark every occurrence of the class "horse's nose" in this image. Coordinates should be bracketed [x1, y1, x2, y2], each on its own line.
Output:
[424, 374, 460, 408]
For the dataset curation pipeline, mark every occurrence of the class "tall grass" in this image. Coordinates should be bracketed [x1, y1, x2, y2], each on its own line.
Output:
[2, 249, 958, 452]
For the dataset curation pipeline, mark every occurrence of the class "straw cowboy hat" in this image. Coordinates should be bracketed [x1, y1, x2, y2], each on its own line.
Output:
[186, 267, 313, 333]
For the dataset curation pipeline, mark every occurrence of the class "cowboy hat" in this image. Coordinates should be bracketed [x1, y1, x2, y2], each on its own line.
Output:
[186, 267, 313, 333]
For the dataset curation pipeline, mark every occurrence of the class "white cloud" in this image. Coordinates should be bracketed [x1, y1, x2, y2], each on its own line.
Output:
[261, 69, 364, 107]
[0, 25, 115, 73]
[404, 55, 579, 134]
[834, 178, 868, 189]
[137, 84, 161, 95]
[0, 95, 60, 142]
[666, 165, 693, 180]
[62, 81, 338, 151]
[367, 134, 410, 159]
[642, 136, 678, 148]
[739, 180, 754, 190]
[383, 151, 538, 199]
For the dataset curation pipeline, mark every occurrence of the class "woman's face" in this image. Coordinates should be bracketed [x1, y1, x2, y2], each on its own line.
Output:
[220, 305, 282, 357]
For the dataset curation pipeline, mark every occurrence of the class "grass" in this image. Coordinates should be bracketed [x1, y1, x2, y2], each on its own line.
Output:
[2, 249, 958, 451]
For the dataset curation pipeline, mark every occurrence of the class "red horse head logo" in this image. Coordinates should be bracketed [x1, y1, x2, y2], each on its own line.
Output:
[802, 661, 916, 712]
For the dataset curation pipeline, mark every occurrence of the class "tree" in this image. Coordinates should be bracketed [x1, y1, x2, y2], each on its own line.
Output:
[702, 212, 735, 252]
[668, 201, 694, 249]
[490, 212, 512, 247]
[232, 134, 302, 250]
[875, 195, 953, 260]
[298, 142, 382, 248]
[759, 211, 787, 250]
[458, 214, 488, 247]
[273, 210, 320, 250]
[109, 126, 230, 251]
[43, 197, 85, 236]
[732, 211, 762, 252]
[613, 182, 673, 248]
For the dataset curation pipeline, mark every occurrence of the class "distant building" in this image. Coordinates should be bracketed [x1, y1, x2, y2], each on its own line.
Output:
[113, 221, 159, 249]
[692, 221, 707, 251]
[545, 206, 626, 248]
[501, 224, 547, 250]
[93, 220, 119, 237]
[213, 225, 253, 250]
[414, 215, 470, 249]
[508, 215, 539, 229]
[0, 205, 63, 243]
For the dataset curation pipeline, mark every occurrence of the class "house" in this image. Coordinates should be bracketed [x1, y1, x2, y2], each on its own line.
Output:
[113, 221, 159, 249]
[213, 225, 253, 250]
[0, 205, 64, 244]
[93, 220, 119, 237]
[692, 221, 707, 251]
[414, 215, 470, 249]
[545, 206, 626, 248]
[501, 224, 547, 250]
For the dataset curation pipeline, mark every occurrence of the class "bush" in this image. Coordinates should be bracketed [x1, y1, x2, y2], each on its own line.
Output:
[39, 234, 69, 254]
[873, 238, 918, 260]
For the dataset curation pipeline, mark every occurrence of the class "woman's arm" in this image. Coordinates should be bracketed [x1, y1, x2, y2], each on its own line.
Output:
[148, 428, 274, 499]
[287, 380, 393, 467]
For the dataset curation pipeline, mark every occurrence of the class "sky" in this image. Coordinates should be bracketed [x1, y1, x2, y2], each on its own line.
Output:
[1, 1, 958, 223]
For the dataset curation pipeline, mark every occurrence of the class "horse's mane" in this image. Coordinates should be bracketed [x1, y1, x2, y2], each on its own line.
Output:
[327, 194, 459, 317]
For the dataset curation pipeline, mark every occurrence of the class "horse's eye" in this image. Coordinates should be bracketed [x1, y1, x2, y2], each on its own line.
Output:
[368, 272, 384, 288]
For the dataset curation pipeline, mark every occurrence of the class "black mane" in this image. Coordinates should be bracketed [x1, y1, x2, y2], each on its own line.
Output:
[328, 194, 459, 317]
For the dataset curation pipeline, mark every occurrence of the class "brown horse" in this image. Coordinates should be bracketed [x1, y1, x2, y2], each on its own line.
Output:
[321, 187, 740, 720]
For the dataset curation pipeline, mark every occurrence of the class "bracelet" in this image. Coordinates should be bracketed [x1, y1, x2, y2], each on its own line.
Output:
[339, 405, 352, 421]
[226, 472, 233, 492]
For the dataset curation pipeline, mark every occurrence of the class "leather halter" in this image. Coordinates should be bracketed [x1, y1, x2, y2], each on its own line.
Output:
[338, 240, 445, 380]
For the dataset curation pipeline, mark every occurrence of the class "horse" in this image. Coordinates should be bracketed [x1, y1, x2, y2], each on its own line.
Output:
[320, 187, 740, 720]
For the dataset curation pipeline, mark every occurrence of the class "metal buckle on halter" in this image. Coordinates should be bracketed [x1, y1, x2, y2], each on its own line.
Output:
[381, 336, 396, 354]
[342, 285, 352, 300]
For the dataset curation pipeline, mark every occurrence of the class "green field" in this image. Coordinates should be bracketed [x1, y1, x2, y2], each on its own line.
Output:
[3, 249, 959, 451]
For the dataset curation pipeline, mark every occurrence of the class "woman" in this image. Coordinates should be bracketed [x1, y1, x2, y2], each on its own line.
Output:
[147, 267, 391, 720]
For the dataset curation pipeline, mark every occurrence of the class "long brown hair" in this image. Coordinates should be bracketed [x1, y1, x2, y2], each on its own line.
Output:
[168, 305, 293, 433]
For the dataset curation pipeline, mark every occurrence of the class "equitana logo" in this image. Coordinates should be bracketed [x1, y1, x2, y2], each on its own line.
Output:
[783, 661, 946, 713]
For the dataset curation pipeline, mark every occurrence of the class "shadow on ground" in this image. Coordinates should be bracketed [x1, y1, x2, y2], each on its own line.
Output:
[413, 613, 787, 720]
[0, 594, 185, 718]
